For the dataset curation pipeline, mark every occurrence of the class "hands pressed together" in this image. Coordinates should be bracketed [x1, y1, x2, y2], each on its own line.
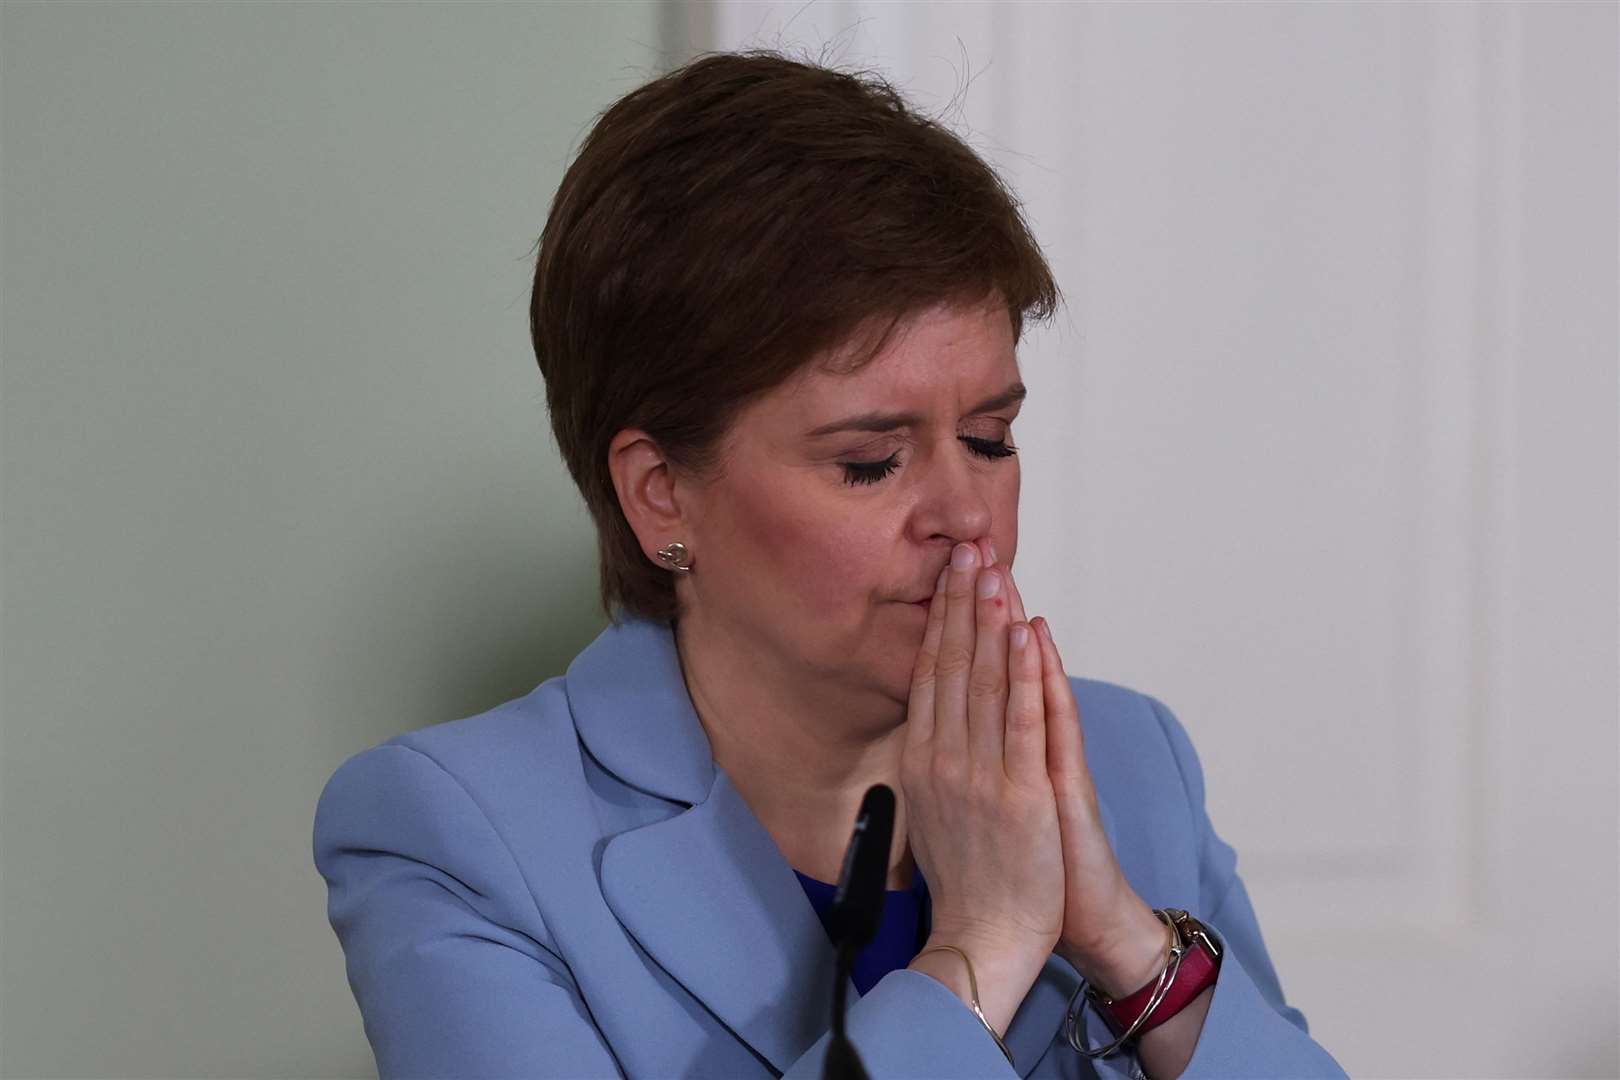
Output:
[900, 537, 1170, 1004]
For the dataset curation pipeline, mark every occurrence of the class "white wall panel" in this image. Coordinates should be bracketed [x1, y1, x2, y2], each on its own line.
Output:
[694, 4, 1617, 1076]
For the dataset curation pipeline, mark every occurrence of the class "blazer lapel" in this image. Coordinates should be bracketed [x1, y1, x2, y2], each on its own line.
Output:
[601, 767, 854, 1071]
[569, 615, 1102, 1077]
[570, 616, 850, 1072]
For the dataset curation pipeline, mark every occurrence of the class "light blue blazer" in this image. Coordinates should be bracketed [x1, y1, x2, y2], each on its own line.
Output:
[313, 615, 1346, 1079]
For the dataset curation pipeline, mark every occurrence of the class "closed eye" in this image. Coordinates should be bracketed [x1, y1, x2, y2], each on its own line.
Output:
[839, 436, 1017, 486]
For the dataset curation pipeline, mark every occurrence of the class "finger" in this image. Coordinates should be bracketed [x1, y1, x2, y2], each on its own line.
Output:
[966, 564, 1011, 765]
[905, 565, 951, 751]
[1002, 564, 1029, 626]
[1002, 621, 1047, 783]
[933, 542, 980, 759]
[1034, 617, 1089, 789]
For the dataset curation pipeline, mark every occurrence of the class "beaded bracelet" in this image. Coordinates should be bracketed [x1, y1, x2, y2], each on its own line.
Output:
[913, 944, 1016, 1067]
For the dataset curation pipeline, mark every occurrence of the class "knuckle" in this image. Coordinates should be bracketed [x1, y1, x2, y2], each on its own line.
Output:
[1048, 755, 1087, 784]
[967, 670, 1004, 701]
[934, 643, 973, 677]
[1004, 696, 1043, 731]
[909, 653, 938, 686]
[1004, 704, 1040, 734]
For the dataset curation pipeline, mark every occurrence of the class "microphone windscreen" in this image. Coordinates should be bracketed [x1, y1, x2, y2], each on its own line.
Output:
[827, 784, 895, 950]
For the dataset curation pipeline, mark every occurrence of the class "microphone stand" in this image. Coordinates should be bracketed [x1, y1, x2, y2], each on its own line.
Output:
[822, 940, 868, 1080]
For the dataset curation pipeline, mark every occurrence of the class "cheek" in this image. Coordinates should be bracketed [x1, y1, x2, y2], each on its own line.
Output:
[1004, 469, 1017, 550]
[746, 500, 900, 617]
[729, 493, 870, 608]
[996, 462, 1021, 560]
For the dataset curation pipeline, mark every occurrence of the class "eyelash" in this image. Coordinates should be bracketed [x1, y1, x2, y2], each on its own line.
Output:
[840, 436, 1017, 487]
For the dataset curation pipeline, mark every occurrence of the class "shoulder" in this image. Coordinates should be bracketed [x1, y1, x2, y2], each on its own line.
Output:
[1068, 674, 1210, 823]
[314, 677, 582, 837]
[387, 677, 577, 777]
[1069, 675, 1190, 762]
[1066, 676, 1231, 904]
[361, 676, 576, 767]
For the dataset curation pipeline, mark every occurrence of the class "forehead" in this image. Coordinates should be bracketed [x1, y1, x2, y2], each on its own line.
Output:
[775, 300, 1018, 418]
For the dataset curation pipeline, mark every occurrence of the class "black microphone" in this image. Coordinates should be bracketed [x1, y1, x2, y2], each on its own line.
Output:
[827, 784, 895, 949]
[821, 784, 896, 1080]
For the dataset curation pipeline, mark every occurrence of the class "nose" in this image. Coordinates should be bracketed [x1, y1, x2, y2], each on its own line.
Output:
[910, 441, 993, 548]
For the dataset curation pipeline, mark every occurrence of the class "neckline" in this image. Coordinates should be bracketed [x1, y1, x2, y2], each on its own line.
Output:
[791, 868, 929, 895]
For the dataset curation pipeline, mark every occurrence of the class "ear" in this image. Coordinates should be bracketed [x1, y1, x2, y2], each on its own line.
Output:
[607, 428, 691, 567]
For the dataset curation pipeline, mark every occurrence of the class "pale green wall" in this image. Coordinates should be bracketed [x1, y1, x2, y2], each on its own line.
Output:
[0, 3, 663, 1074]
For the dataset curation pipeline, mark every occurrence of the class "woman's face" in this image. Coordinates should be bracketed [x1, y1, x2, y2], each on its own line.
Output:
[678, 297, 1023, 713]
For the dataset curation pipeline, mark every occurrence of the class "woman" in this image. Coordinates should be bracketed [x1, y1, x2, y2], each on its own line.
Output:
[313, 51, 1346, 1080]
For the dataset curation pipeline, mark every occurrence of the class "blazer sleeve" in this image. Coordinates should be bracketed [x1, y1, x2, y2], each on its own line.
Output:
[1143, 695, 1348, 1079]
[313, 743, 626, 1079]
[779, 971, 1028, 1080]
[314, 742, 1025, 1080]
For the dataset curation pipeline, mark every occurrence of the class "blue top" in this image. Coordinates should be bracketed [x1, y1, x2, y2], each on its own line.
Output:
[792, 869, 932, 996]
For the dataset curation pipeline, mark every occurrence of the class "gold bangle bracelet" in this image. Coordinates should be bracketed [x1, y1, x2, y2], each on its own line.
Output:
[914, 944, 1016, 1067]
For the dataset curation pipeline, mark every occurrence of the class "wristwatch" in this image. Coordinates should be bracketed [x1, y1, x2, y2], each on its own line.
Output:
[1093, 909, 1222, 1039]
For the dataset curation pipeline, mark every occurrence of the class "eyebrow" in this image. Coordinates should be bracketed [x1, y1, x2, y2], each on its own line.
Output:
[804, 382, 1027, 438]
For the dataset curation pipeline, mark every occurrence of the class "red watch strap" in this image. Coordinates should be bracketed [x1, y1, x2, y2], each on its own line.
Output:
[1098, 915, 1222, 1038]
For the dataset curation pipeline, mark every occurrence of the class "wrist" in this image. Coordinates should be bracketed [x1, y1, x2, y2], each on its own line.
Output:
[911, 933, 1048, 1038]
[1057, 901, 1168, 1000]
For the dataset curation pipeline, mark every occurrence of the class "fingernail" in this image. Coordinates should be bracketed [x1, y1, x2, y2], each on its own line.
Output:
[1038, 618, 1054, 646]
[1011, 624, 1030, 649]
[976, 568, 1001, 598]
[987, 538, 998, 565]
[951, 543, 976, 570]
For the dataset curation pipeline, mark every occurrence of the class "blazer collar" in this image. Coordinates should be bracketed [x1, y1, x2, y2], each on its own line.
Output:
[566, 615, 1091, 1076]
[566, 614, 715, 806]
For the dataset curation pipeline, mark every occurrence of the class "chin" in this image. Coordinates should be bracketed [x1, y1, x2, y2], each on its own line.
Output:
[879, 635, 924, 705]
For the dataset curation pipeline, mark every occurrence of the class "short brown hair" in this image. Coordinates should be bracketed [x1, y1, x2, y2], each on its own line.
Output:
[530, 50, 1059, 623]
